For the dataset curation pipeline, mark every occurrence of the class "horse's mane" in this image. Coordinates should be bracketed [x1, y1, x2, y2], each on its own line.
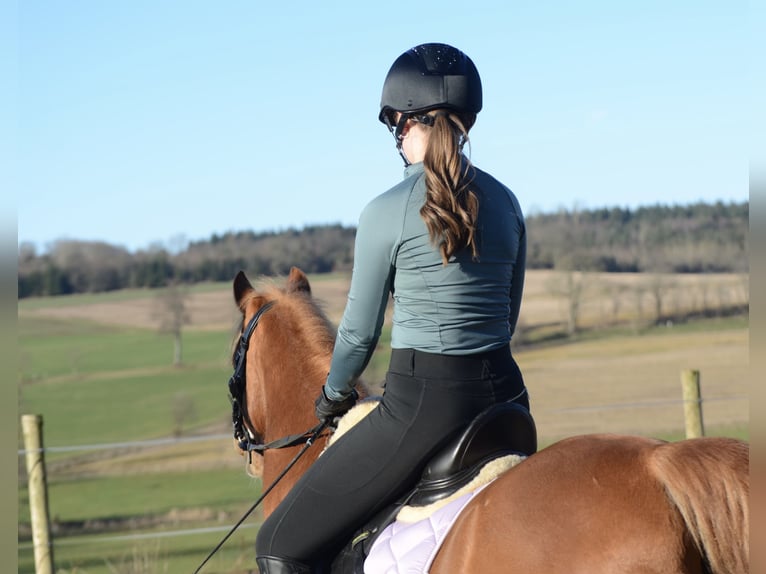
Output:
[234, 279, 337, 371]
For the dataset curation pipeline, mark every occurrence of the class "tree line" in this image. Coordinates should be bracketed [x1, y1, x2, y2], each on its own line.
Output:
[18, 201, 748, 299]
[526, 201, 749, 273]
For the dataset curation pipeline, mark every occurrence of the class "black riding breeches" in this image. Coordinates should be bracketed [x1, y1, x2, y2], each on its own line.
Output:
[255, 345, 529, 566]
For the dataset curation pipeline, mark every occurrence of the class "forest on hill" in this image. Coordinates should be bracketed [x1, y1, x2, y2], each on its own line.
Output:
[18, 201, 749, 298]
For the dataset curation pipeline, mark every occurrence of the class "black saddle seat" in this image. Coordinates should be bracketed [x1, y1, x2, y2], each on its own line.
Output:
[409, 401, 537, 506]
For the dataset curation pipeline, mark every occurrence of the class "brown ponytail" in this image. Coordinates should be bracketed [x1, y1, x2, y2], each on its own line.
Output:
[420, 111, 479, 264]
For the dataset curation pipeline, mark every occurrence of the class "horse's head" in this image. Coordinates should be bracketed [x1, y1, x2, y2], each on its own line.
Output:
[230, 267, 336, 460]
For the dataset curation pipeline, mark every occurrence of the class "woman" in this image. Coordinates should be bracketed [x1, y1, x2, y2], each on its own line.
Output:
[256, 42, 529, 574]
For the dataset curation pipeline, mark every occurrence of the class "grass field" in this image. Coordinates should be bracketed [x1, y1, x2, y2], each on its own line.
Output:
[20, 526, 258, 574]
[17, 270, 749, 573]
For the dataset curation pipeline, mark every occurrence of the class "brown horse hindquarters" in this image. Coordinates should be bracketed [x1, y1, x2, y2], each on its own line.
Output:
[431, 434, 702, 574]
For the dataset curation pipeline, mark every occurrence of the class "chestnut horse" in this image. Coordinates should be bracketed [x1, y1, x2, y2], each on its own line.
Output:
[231, 267, 749, 574]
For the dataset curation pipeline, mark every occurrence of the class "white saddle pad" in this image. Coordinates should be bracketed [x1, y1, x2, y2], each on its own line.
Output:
[363, 484, 488, 574]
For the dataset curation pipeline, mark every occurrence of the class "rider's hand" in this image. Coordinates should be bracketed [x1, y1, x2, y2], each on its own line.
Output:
[314, 385, 358, 424]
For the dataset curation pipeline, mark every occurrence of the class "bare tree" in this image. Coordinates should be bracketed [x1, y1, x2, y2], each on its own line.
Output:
[646, 273, 671, 324]
[172, 392, 198, 437]
[155, 281, 191, 367]
[602, 280, 628, 327]
[546, 269, 587, 336]
[630, 284, 648, 332]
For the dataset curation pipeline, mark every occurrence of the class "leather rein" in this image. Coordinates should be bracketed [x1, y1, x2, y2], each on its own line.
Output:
[228, 300, 326, 459]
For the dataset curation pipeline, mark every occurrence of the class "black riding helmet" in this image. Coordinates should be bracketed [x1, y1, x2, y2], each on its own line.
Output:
[379, 43, 482, 164]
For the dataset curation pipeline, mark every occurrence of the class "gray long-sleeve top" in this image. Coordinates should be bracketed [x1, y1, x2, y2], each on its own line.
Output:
[325, 161, 526, 400]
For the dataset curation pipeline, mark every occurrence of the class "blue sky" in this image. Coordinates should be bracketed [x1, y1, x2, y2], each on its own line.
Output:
[12, 1, 749, 254]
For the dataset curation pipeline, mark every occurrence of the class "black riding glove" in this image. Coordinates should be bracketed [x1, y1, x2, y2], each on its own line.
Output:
[314, 385, 358, 424]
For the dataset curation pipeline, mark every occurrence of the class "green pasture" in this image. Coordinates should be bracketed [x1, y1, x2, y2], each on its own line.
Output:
[18, 315, 236, 448]
[19, 316, 232, 382]
[20, 363, 232, 448]
[18, 464, 265, 574]
[19, 468, 260, 528]
[19, 526, 258, 574]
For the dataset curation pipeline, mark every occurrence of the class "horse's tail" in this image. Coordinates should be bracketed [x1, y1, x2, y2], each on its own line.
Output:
[650, 437, 749, 574]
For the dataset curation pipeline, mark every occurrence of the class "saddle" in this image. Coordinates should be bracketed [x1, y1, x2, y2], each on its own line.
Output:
[330, 400, 537, 573]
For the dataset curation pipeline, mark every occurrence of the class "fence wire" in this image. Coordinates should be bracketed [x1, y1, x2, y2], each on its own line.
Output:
[18, 522, 258, 549]
[17, 432, 232, 456]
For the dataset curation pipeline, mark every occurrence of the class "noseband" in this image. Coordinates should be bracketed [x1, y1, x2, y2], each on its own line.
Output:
[228, 300, 326, 458]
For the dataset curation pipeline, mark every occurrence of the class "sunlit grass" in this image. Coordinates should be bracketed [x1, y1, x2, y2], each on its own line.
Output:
[20, 469, 261, 526]
[19, 526, 258, 574]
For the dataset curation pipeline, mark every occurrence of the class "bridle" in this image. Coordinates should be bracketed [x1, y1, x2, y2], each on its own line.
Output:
[228, 300, 326, 460]
[228, 300, 273, 455]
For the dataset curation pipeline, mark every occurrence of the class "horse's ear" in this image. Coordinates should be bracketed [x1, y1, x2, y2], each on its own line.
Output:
[286, 267, 311, 295]
[233, 271, 254, 306]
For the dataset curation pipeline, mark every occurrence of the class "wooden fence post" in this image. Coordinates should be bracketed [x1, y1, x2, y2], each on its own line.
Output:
[21, 414, 55, 574]
[680, 370, 705, 438]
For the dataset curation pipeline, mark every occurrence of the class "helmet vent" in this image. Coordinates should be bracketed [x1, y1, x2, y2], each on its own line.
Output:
[412, 44, 462, 75]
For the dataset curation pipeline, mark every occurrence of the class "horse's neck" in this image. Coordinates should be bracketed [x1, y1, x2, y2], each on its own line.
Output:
[253, 297, 335, 516]
[258, 361, 326, 517]
[256, 341, 331, 516]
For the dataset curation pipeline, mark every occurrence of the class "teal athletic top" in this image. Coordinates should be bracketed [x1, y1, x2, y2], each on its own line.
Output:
[325, 160, 526, 400]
